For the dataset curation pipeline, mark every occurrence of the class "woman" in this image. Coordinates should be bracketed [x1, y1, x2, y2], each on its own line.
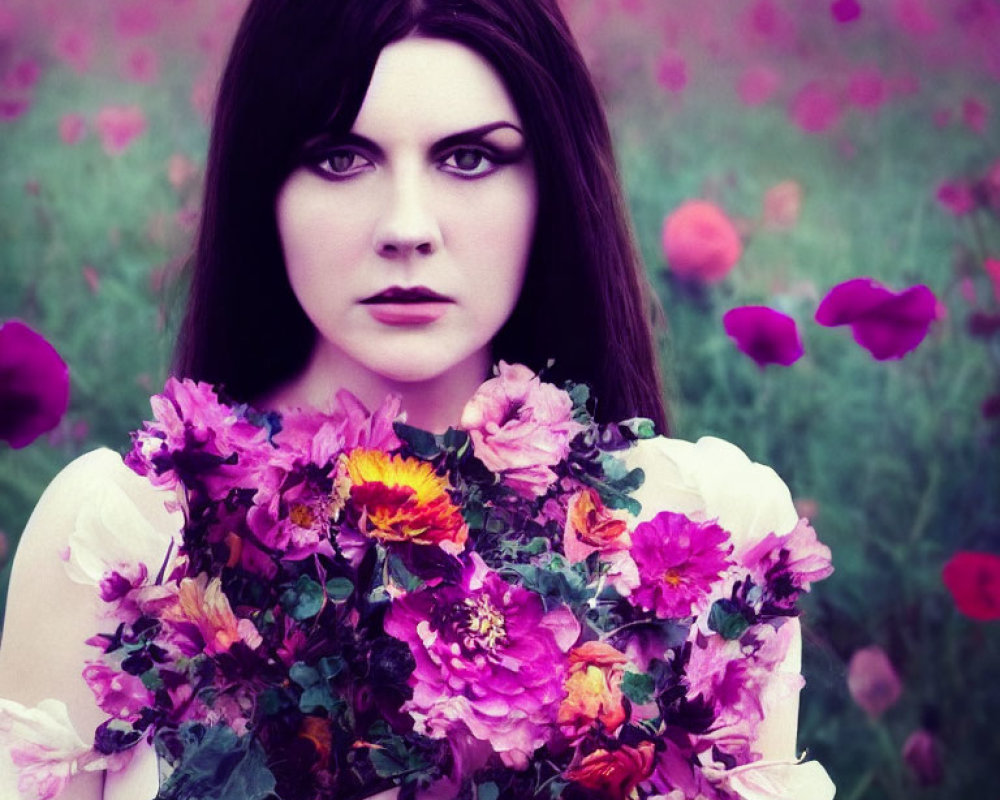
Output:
[0, 1, 832, 798]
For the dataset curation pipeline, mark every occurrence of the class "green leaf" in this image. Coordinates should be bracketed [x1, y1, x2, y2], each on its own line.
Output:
[325, 576, 354, 601]
[621, 670, 655, 704]
[708, 599, 752, 640]
[441, 427, 469, 453]
[140, 669, 164, 691]
[477, 782, 500, 800]
[281, 575, 324, 620]
[154, 723, 276, 800]
[394, 422, 440, 458]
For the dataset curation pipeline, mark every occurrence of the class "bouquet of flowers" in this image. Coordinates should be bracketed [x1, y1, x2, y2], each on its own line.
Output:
[79, 362, 832, 800]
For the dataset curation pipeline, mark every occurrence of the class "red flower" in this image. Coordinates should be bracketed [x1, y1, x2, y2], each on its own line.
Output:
[662, 200, 742, 283]
[565, 741, 656, 800]
[815, 277, 938, 360]
[942, 551, 1000, 621]
[724, 305, 804, 368]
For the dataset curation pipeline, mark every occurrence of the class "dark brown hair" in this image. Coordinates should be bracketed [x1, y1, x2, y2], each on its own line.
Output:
[174, 0, 668, 432]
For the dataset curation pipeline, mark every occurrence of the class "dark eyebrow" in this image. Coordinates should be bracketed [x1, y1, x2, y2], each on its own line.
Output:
[432, 121, 525, 152]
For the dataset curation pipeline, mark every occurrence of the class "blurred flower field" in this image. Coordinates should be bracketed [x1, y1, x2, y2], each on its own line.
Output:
[1, 0, 999, 797]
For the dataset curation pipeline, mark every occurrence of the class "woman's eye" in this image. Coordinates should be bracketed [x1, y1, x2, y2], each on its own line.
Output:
[440, 148, 496, 177]
[317, 150, 372, 178]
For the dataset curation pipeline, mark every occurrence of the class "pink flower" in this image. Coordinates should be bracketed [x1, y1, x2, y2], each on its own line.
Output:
[167, 153, 198, 190]
[161, 575, 262, 656]
[985, 258, 1000, 303]
[120, 45, 160, 84]
[656, 53, 687, 93]
[739, 518, 833, 607]
[384, 554, 569, 770]
[460, 361, 582, 496]
[662, 200, 743, 283]
[789, 80, 843, 134]
[902, 729, 944, 786]
[53, 26, 94, 74]
[82, 662, 154, 721]
[847, 68, 887, 112]
[723, 306, 804, 368]
[892, 0, 939, 36]
[762, 180, 802, 230]
[814, 277, 938, 360]
[114, 4, 161, 38]
[936, 181, 976, 216]
[962, 97, 989, 133]
[847, 645, 902, 717]
[0, 320, 70, 449]
[942, 551, 1000, 621]
[832, 0, 862, 23]
[59, 113, 87, 144]
[628, 511, 732, 618]
[738, 64, 781, 106]
[95, 105, 147, 155]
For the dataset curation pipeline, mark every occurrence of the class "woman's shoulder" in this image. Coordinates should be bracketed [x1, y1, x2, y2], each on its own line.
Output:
[621, 434, 799, 552]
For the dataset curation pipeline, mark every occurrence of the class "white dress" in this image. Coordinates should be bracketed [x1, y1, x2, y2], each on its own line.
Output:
[0, 440, 835, 800]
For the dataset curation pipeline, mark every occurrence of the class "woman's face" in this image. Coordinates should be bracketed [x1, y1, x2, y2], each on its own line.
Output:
[276, 36, 537, 389]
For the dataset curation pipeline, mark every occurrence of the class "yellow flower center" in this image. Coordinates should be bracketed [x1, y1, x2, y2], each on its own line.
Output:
[462, 593, 507, 653]
[663, 567, 685, 588]
[289, 503, 315, 528]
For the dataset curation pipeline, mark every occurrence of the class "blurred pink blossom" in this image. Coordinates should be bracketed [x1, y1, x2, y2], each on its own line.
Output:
[737, 64, 781, 106]
[114, 4, 161, 38]
[121, 45, 160, 84]
[190, 72, 216, 122]
[892, 0, 939, 36]
[662, 200, 742, 283]
[847, 68, 887, 112]
[58, 113, 87, 145]
[3, 59, 41, 92]
[53, 26, 95, 74]
[985, 258, 1000, 303]
[789, 80, 843, 133]
[0, 96, 30, 121]
[762, 179, 803, 229]
[723, 306, 804, 368]
[815, 277, 938, 360]
[746, 0, 797, 45]
[81, 265, 100, 294]
[847, 645, 902, 717]
[95, 105, 147, 155]
[0, 4, 19, 37]
[831, 0, 862, 23]
[959, 276, 977, 306]
[656, 53, 688, 93]
[902, 729, 943, 786]
[935, 181, 975, 215]
[962, 97, 989, 133]
[167, 153, 199, 190]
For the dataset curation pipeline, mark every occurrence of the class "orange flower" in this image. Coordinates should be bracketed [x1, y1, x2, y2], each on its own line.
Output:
[164, 574, 262, 655]
[299, 716, 333, 764]
[342, 448, 468, 552]
[563, 488, 629, 563]
[564, 741, 656, 800]
[558, 641, 629, 739]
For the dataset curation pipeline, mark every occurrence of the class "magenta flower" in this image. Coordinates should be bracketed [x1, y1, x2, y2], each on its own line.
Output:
[935, 181, 976, 216]
[460, 362, 582, 496]
[902, 729, 944, 787]
[95, 105, 148, 155]
[815, 277, 938, 360]
[723, 305, 804, 368]
[847, 645, 902, 717]
[628, 511, 733, 618]
[384, 554, 570, 770]
[0, 320, 70, 449]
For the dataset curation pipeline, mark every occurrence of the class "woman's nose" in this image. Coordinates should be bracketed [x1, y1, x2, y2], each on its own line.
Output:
[373, 172, 442, 259]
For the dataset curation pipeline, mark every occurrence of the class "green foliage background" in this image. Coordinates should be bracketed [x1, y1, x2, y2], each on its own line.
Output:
[1, 0, 999, 796]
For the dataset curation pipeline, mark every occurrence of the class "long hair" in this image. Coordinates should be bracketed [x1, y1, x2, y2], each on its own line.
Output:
[174, 0, 668, 432]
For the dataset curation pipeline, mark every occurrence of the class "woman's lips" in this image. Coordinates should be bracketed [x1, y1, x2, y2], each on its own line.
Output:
[360, 286, 452, 326]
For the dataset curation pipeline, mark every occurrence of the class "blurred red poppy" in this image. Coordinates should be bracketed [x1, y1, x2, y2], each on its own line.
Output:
[815, 278, 937, 360]
[0, 320, 70, 449]
[724, 306, 804, 368]
[662, 200, 742, 283]
[942, 551, 1000, 621]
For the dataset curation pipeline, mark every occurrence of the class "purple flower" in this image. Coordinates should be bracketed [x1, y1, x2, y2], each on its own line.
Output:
[0, 320, 70, 449]
[815, 278, 938, 360]
[384, 554, 569, 770]
[628, 512, 733, 618]
[723, 306, 804, 368]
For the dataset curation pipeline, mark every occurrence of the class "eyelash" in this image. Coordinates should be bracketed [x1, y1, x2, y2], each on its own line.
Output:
[311, 145, 508, 181]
